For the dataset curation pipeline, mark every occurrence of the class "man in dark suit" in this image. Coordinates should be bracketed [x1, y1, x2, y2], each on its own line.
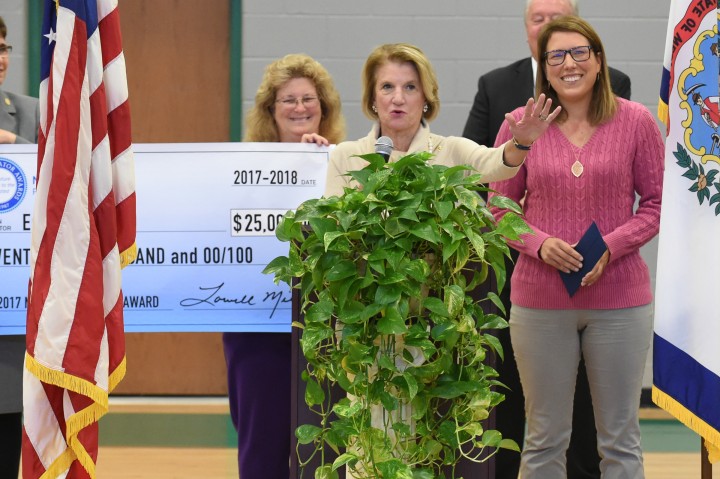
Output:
[462, 1, 630, 478]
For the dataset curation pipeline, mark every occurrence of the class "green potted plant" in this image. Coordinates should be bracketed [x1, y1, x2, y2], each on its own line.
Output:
[264, 152, 531, 479]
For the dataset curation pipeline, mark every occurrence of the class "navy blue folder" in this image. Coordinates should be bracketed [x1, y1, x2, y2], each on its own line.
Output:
[559, 221, 607, 297]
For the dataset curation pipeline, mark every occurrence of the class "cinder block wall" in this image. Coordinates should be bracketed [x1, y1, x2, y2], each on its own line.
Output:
[242, 0, 671, 389]
[242, 0, 671, 139]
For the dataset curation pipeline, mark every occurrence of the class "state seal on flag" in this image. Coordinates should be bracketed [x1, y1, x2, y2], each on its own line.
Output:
[0, 157, 27, 214]
[675, 27, 720, 215]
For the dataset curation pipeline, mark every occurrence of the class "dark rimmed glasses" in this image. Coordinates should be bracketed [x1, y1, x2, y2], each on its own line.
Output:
[544, 45, 593, 66]
[0, 45, 13, 57]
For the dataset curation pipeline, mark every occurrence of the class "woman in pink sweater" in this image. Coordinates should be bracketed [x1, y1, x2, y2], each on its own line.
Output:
[490, 16, 664, 479]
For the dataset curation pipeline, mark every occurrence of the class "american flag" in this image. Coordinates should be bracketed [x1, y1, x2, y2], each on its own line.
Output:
[23, 0, 136, 477]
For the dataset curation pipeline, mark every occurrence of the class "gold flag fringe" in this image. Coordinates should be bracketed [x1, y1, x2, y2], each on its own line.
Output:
[120, 242, 137, 269]
[26, 352, 127, 478]
[653, 386, 720, 463]
[108, 356, 127, 393]
[657, 100, 669, 129]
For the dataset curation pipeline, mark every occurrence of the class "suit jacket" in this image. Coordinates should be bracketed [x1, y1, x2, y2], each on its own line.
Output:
[0, 87, 40, 144]
[462, 57, 631, 147]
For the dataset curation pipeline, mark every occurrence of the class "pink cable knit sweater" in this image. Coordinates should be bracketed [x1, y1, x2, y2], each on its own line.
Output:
[490, 98, 665, 310]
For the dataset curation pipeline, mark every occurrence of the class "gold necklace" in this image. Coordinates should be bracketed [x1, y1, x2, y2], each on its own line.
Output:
[570, 145, 584, 178]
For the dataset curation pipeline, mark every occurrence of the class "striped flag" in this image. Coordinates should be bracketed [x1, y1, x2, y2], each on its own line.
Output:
[23, 0, 136, 477]
[654, 0, 720, 464]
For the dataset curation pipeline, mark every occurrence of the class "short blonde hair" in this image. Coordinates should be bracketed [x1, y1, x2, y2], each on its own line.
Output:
[536, 16, 616, 125]
[361, 43, 440, 122]
[244, 54, 345, 143]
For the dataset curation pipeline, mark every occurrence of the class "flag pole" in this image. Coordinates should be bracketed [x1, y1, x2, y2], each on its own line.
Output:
[701, 439, 712, 479]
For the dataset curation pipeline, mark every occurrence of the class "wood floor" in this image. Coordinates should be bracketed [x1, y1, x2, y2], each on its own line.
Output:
[83, 448, 718, 478]
[16, 401, 717, 478]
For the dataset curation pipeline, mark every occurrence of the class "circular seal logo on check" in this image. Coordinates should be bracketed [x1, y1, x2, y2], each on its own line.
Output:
[0, 157, 28, 214]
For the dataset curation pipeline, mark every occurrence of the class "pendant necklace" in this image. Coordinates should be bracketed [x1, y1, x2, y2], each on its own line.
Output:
[570, 145, 584, 178]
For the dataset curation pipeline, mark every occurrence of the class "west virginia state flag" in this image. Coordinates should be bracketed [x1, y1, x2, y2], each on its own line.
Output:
[653, 0, 720, 463]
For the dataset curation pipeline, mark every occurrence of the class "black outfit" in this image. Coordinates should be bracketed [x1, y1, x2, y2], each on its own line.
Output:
[462, 56, 631, 479]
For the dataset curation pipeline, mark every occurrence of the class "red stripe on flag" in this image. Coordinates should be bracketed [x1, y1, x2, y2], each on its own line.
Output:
[106, 294, 126, 381]
[107, 101, 132, 159]
[98, 8, 122, 67]
[116, 192, 136, 254]
[61, 212, 104, 382]
[94, 192, 118, 258]
[89, 84, 108, 150]
[26, 19, 88, 355]
[22, 428, 47, 477]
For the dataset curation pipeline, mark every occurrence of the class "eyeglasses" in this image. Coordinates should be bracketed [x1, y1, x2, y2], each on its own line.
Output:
[275, 96, 319, 108]
[0, 45, 13, 57]
[544, 45, 593, 66]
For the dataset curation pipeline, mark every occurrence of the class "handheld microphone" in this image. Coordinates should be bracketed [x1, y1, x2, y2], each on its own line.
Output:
[374, 136, 393, 162]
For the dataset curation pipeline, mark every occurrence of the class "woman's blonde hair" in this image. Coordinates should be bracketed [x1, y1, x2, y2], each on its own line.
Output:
[536, 16, 617, 125]
[361, 43, 440, 122]
[244, 54, 345, 143]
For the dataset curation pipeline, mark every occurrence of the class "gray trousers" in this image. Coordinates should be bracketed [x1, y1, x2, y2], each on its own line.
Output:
[509, 304, 652, 479]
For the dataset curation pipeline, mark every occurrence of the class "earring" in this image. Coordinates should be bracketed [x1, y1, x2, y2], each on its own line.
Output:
[372, 105, 377, 113]
[423, 104, 428, 113]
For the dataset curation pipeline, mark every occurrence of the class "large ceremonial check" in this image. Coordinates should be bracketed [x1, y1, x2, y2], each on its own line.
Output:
[0, 143, 329, 334]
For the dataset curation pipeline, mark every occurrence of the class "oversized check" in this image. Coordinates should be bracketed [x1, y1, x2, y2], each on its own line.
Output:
[0, 143, 329, 334]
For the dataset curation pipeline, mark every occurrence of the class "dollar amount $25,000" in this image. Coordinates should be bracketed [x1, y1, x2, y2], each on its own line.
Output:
[231, 209, 285, 237]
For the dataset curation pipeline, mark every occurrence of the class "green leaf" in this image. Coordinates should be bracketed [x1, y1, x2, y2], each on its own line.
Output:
[409, 221, 441, 243]
[314, 464, 339, 479]
[375, 284, 402, 305]
[262, 255, 289, 281]
[337, 300, 365, 324]
[488, 194, 523, 214]
[305, 378, 326, 406]
[423, 297, 449, 317]
[275, 215, 303, 243]
[495, 212, 533, 241]
[453, 240, 470, 274]
[481, 429, 503, 447]
[323, 231, 345, 251]
[332, 453, 359, 471]
[484, 333, 504, 361]
[430, 321, 457, 340]
[435, 200, 454, 220]
[467, 229, 486, 259]
[500, 438, 521, 452]
[487, 291, 507, 316]
[403, 372, 419, 400]
[377, 460, 413, 479]
[442, 238, 461, 264]
[326, 260, 357, 281]
[305, 300, 334, 323]
[332, 399, 363, 418]
[295, 424, 322, 444]
[444, 284, 465, 319]
[454, 185, 480, 210]
[308, 216, 337, 237]
[398, 208, 420, 222]
[377, 307, 408, 334]
[385, 216, 407, 238]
